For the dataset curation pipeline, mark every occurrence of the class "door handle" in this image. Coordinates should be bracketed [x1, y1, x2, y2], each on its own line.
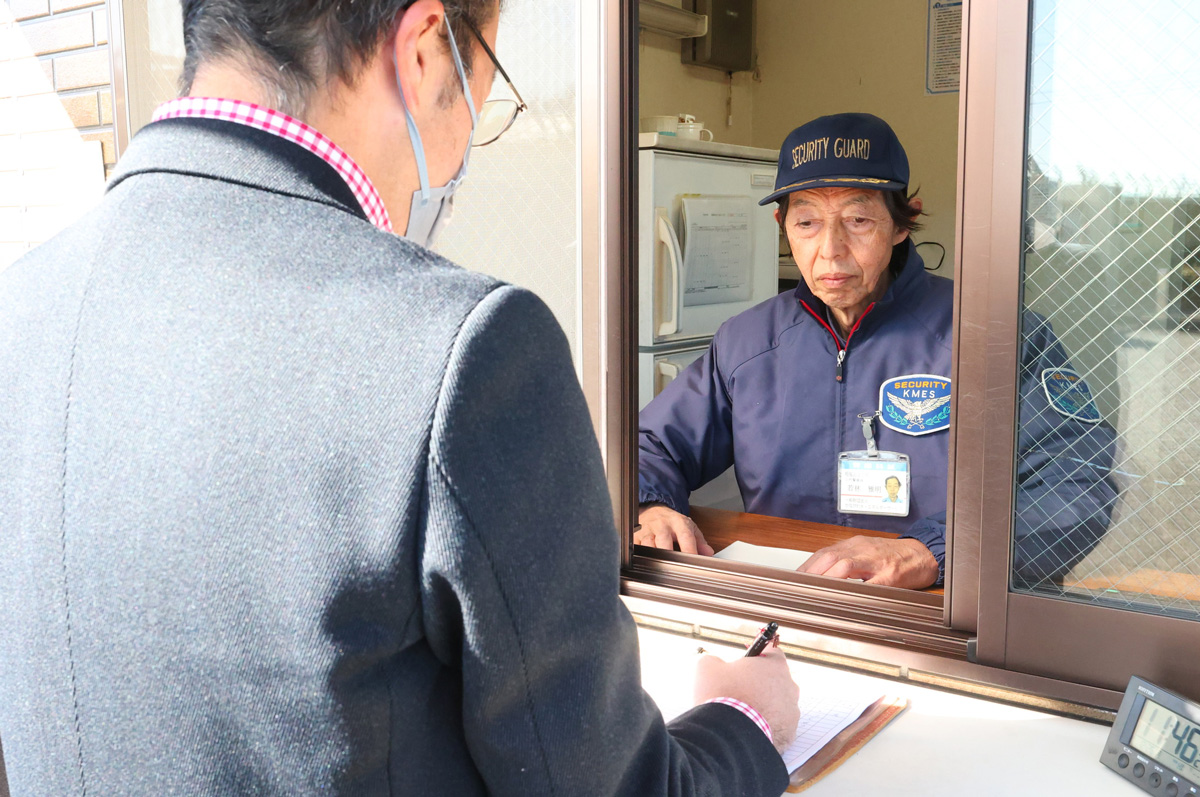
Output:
[655, 360, 681, 396]
[655, 207, 682, 337]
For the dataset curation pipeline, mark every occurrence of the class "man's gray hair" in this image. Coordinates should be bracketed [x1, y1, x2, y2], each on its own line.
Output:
[179, 0, 500, 116]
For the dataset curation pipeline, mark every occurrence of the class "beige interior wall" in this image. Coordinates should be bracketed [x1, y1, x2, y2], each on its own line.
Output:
[637, 0, 756, 148]
[638, 0, 961, 274]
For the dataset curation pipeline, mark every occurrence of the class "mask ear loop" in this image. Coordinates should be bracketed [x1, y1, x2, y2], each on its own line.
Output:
[396, 58, 432, 205]
[394, 15, 478, 206]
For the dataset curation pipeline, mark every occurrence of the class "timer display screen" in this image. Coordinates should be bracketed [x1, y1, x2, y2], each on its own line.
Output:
[1131, 699, 1200, 782]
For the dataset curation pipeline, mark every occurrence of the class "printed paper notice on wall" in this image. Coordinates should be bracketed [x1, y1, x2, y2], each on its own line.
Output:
[926, 0, 962, 95]
[679, 196, 754, 307]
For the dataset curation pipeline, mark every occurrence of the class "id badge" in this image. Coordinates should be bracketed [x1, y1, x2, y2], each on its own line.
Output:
[837, 450, 911, 517]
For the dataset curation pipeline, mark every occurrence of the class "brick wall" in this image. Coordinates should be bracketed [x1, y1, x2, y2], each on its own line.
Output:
[0, 0, 113, 268]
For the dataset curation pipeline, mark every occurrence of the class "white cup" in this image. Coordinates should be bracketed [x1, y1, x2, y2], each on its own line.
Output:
[641, 115, 680, 135]
[676, 122, 714, 142]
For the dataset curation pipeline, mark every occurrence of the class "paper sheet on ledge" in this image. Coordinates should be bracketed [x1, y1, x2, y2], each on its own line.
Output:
[713, 541, 866, 582]
[712, 541, 812, 570]
[783, 689, 884, 773]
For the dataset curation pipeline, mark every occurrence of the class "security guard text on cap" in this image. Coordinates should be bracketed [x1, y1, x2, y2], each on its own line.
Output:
[760, 112, 910, 205]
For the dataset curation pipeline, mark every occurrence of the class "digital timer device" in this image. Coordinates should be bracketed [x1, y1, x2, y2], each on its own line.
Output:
[1101, 676, 1200, 796]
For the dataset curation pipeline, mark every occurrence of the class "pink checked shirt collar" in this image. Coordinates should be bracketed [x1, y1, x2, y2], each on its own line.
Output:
[152, 97, 392, 233]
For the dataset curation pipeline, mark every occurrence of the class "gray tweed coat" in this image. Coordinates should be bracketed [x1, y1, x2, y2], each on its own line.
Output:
[0, 117, 786, 795]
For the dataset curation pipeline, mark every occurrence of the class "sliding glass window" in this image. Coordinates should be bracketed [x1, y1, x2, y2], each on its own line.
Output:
[964, 0, 1200, 696]
[1015, 0, 1200, 617]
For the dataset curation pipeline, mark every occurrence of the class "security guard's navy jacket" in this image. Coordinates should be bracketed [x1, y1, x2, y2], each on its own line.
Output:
[638, 241, 1117, 584]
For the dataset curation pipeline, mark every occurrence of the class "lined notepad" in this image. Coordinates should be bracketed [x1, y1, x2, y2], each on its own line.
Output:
[783, 690, 885, 773]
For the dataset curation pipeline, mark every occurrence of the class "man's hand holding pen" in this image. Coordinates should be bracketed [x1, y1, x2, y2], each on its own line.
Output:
[693, 623, 800, 754]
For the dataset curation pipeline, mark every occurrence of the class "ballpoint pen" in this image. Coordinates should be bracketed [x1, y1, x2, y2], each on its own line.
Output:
[744, 621, 779, 657]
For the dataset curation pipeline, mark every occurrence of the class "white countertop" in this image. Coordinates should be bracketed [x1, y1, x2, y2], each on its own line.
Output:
[637, 625, 1137, 796]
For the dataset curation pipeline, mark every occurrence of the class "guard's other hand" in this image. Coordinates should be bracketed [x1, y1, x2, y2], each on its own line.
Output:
[693, 645, 800, 754]
[634, 503, 715, 556]
[799, 536, 938, 589]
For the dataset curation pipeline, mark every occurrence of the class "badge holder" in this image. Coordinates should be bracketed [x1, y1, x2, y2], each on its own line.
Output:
[838, 412, 911, 517]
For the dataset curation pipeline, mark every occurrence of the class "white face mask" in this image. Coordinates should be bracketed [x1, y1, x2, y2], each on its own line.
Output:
[396, 19, 478, 249]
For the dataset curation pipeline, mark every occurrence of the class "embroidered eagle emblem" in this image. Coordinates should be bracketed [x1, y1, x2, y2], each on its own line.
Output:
[885, 393, 952, 430]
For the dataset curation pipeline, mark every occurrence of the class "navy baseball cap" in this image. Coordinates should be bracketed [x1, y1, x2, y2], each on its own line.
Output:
[759, 112, 909, 205]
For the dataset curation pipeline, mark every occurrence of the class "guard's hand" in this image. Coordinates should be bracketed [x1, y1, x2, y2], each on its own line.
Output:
[798, 536, 938, 589]
[634, 504, 715, 556]
[693, 645, 800, 754]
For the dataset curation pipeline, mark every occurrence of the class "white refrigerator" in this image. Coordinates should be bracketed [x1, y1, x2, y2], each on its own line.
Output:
[637, 134, 782, 510]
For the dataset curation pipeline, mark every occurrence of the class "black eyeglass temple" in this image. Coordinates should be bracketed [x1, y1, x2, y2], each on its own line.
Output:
[460, 16, 526, 109]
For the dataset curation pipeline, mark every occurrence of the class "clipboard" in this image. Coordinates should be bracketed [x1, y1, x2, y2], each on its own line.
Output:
[786, 695, 909, 792]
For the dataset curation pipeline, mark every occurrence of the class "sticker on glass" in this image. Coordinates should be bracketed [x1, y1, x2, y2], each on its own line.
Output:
[1041, 368, 1101, 423]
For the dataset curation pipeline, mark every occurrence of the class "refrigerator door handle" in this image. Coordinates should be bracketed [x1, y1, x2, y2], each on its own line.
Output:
[655, 207, 683, 337]
[655, 359, 682, 396]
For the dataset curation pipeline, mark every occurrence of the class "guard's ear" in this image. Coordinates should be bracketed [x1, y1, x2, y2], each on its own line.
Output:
[774, 205, 793, 256]
[392, 0, 449, 114]
[893, 195, 922, 245]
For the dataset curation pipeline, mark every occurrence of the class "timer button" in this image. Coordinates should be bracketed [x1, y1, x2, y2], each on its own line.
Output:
[1134, 763, 1146, 778]
[1149, 773, 1162, 788]
[1165, 782, 1178, 796]
[1118, 754, 1130, 769]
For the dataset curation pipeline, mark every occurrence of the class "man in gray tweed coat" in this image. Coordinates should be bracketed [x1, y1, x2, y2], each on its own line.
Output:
[0, 0, 800, 793]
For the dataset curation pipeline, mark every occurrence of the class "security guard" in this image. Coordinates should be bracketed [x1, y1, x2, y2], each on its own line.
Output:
[636, 113, 1117, 589]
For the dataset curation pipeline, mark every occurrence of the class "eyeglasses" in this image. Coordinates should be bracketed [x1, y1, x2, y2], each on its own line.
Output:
[462, 18, 527, 147]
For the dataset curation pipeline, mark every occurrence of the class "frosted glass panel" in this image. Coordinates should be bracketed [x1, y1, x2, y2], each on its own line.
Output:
[116, 0, 184, 140]
[438, 0, 580, 364]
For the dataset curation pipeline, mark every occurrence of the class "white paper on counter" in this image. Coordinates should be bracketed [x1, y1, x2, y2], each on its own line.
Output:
[713, 541, 812, 570]
[713, 541, 864, 582]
